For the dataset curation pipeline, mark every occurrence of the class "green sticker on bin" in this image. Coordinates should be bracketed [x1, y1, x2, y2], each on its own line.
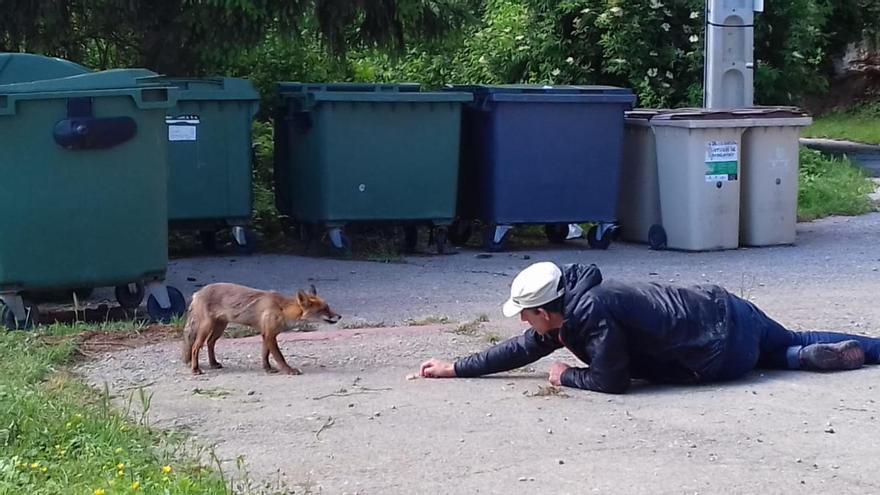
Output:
[705, 140, 738, 182]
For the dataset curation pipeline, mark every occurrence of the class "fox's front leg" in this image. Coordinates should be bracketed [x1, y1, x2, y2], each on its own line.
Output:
[261, 335, 276, 373]
[266, 331, 301, 375]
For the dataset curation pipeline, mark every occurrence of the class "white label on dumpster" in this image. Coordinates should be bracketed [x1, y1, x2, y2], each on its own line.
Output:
[705, 140, 738, 182]
[168, 125, 197, 141]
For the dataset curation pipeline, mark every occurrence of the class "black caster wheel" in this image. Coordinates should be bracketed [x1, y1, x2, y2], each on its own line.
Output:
[328, 229, 352, 255]
[199, 230, 218, 252]
[147, 286, 187, 324]
[648, 224, 667, 250]
[402, 226, 419, 254]
[1, 299, 39, 330]
[482, 224, 511, 252]
[115, 282, 145, 310]
[435, 227, 450, 255]
[587, 225, 611, 250]
[544, 223, 569, 244]
[448, 220, 473, 247]
[234, 228, 258, 255]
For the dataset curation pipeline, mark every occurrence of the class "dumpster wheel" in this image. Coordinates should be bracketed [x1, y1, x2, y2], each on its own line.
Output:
[587, 225, 612, 250]
[544, 224, 569, 244]
[402, 226, 419, 254]
[648, 224, 667, 250]
[1, 299, 39, 331]
[147, 286, 187, 324]
[447, 220, 473, 247]
[434, 227, 449, 255]
[482, 224, 512, 252]
[115, 282, 146, 310]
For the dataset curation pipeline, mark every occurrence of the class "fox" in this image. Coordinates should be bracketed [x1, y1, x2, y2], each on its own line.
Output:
[182, 282, 341, 375]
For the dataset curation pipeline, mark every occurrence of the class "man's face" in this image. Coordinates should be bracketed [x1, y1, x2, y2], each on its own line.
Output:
[520, 308, 558, 335]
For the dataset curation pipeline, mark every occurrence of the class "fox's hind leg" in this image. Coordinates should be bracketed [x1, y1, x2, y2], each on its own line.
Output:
[206, 320, 228, 369]
[189, 319, 211, 375]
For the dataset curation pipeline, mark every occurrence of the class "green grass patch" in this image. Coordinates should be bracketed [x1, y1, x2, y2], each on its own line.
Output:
[0, 326, 264, 494]
[803, 102, 880, 144]
[798, 148, 876, 221]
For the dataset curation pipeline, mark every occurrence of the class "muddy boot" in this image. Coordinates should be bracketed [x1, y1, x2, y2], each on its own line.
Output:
[798, 340, 865, 371]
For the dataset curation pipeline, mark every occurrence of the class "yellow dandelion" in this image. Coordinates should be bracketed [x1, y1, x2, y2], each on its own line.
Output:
[30, 462, 39, 469]
[162, 465, 172, 474]
[94, 489, 106, 495]
[117, 463, 125, 470]
[117, 470, 125, 477]
[41, 467, 48, 473]
[132, 480, 141, 491]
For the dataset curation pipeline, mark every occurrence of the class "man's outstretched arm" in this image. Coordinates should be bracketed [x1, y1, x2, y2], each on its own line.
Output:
[420, 328, 563, 378]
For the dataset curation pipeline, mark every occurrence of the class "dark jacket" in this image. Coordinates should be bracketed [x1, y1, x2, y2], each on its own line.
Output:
[454, 263, 740, 394]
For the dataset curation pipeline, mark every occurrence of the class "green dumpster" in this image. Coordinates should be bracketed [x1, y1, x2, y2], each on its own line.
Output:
[0, 69, 187, 328]
[274, 83, 472, 254]
[155, 77, 260, 253]
[0, 52, 90, 85]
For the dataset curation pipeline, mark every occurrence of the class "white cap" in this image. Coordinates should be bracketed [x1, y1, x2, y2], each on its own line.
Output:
[502, 262, 565, 317]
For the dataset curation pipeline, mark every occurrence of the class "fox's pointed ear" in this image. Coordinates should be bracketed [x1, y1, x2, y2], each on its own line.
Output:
[296, 291, 308, 305]
[309, 284, 317, 295]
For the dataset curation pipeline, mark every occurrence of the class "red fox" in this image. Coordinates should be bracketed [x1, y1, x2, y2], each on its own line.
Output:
[182, 283, 341, 375]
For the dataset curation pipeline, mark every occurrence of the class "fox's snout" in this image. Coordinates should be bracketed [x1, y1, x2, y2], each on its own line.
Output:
[323, 311, 341, 324]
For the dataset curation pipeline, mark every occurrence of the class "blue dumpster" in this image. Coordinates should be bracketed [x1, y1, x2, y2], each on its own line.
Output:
[447, 85, 636, 251]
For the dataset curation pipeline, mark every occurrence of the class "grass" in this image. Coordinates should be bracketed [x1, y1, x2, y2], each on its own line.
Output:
[453, 314, 489, 336]
[798, 148, 876, 221]
[0, 323, 273, 494]
[803, 101, 880, 145]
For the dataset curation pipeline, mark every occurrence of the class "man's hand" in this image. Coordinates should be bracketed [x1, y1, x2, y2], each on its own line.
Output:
[549, 362, 570, 386]
[420, 359, 457, 378]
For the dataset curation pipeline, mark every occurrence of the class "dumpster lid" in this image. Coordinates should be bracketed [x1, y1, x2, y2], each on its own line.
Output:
[447, 84, 636, 104]
[446, 84, 633, 95]
[278, 82, 422, 94]
[277, 82, 471, 103]
[0, 68, 165, 95]
[625, 108, 674, 120]
[652, 107, 810, 121]
[650, 107, 812, 128]
[144, 76, 259, 101]
[0, 53, 91, 86]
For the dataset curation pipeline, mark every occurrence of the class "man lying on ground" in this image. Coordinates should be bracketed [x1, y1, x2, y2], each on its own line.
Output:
[419, 262, 879, 394]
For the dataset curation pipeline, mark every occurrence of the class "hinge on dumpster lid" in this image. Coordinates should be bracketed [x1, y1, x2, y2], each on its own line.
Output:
[53, 97, 137, 150]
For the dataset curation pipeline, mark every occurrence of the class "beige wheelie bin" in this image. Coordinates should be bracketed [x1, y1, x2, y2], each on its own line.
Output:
[739, 108, 813, 246]
[617, 110, 663, 243]
[649, 110, 754, 251]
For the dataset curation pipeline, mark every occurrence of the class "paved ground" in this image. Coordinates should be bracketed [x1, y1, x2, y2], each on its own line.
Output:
[79, 212, 880, 494]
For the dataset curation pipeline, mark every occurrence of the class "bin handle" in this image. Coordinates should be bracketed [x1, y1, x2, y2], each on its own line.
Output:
[131, 88, 177, 109]
[53, 97, 137, 150]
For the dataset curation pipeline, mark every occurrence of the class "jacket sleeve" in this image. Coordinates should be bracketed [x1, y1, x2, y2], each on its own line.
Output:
[560, 314, 631, 394]
[454, 328, 562, 378]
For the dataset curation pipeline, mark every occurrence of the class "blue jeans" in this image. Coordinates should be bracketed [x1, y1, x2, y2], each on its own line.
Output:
[716, 297, 880, 381]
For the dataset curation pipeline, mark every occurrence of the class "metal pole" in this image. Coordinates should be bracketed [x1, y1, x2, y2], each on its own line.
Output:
[704, 0, 760, 108]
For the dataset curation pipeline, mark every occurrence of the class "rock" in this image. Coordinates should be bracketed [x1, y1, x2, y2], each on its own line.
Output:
[825, 427, 835, 434]
[247, 390, 255, 396]
[558, 460, 565, 465]
[518, 477, 527, 482]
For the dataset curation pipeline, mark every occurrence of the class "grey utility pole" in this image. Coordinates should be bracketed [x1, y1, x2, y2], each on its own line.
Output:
[704, 0, 762, 108]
